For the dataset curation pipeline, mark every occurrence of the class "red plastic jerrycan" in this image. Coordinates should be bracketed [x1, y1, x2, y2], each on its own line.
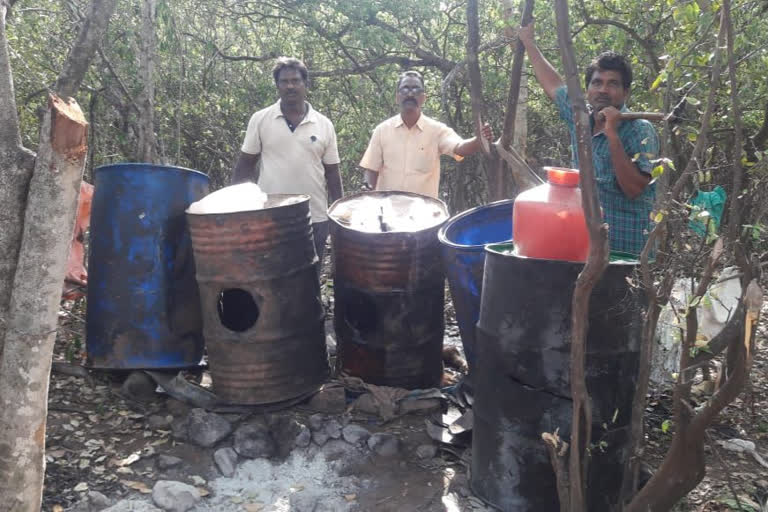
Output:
[513, 167, 589, 262]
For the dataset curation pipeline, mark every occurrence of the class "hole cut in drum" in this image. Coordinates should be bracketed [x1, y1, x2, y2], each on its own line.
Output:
[343, 289, 378, 335]
[218, 288, 259, 332]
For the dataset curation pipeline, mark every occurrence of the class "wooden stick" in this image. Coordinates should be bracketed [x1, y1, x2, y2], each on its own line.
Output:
[619, 112, 668, 121]
[596, 111, 671, 122]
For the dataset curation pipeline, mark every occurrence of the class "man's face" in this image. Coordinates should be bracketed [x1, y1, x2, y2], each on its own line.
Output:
[276, 68, 307, 105]
[586, 69, 629, 112]
[396, 76, 426, 114]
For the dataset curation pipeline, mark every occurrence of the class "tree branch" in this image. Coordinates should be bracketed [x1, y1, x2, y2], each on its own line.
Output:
[97, 48, 139, 113]
[365, 15, 456, 73]
[751, 100, 768, 151]
[466, 0, 489, 155]
[0, 3, 21, 152]
[55, 0, 119, 99]
[553, 1, 611, 511]
[499, 0, 535, 150]
[724, 0, 745, 242]
[312, 56, 436, 77]
[576, 0, 661, 74]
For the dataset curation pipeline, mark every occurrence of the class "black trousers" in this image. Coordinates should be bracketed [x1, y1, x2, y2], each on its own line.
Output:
[312, 221, 330, 263]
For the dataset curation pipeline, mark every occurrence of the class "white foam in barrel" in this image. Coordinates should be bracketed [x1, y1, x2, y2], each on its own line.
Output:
[187, 182, 269, 214]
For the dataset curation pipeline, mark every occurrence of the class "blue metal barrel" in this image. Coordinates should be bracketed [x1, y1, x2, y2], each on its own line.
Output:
[437, 199, 514, 371]
[86, 163, 210, 369]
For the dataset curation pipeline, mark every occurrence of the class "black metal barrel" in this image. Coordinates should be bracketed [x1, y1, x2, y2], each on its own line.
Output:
[471, 244, 643, 511]
[329, 191, 449, 389]
[187, 194, 329, 405]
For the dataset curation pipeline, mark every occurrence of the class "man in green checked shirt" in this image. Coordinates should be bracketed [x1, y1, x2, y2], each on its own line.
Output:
[519, 23, 660, 256]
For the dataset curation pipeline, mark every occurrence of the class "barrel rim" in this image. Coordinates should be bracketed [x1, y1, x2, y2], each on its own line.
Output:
[485, 242, 643, 266]
[437, 198, 515, 251]
[94, 162, 210, 179]
[328, 190, 449, 234]
[186, 193, 311, 217]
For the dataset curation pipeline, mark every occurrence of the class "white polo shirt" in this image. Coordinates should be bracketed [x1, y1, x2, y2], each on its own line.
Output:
[241, 101, 340, 222]
[359, 113, 463, 198]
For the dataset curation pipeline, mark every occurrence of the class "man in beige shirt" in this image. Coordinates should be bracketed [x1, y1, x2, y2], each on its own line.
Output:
[232, 57, 343, 261]
[360, 70, 493, 198]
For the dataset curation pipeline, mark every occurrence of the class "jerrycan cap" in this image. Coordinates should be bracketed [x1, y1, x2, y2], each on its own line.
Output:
[545, 167, 580, 187]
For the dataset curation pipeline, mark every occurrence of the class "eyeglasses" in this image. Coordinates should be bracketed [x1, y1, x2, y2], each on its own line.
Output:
[278, 78, 304, 87]
[398, 85, 424, 94]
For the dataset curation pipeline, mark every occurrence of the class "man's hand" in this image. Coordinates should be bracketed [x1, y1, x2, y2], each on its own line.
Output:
[517, 21, 563, 100]
[481, 122, 494, 143]
[455, 123, 495, 157]
[599, 106, 623, 136]
[518, 22, 535, 46]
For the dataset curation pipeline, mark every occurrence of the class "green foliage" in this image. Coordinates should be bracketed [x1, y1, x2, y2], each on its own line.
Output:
[5, 0, 768, 215]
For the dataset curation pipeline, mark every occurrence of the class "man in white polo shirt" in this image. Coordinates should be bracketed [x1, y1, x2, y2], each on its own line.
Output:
[232, 57, 343, 261]
[360, 70, 492, 198]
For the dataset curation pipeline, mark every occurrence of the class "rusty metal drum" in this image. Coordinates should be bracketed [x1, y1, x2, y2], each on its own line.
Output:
[329, 191, 449, 389]
[187, 194, 329, 405]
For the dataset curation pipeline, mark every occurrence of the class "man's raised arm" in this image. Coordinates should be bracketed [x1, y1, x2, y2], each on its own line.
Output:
[518, 23, 565, 100]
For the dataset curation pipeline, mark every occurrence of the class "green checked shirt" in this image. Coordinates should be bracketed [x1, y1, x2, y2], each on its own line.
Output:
[555, 85, 659, 256]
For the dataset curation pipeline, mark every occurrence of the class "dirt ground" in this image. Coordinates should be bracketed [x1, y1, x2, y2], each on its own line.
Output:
[43, 274, 768, 512]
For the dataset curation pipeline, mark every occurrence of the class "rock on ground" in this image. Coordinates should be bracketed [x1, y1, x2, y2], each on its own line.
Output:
[341, 424, 371, 446]
[214, 447, 238, 477]
[267, 416, 307, 457]
[148, 414, 174, 430]
[120, 372, 157, 402]
[233, 422, 277, 459]
[185, 409, 232, 448]
[367, 433, 400, 457]
[416, 444, 438, 459]
[70, 490, 114, 512]
[312, 429, 330, 447]
[101, 500, 162, 512]
[151, 480, 201, 512]
[324, 418, 343, 439]
[295, 423, 311, 448]
[308, 413, 325, 431]
[157, 455, 183, 470]
[307, 386, 346, 413]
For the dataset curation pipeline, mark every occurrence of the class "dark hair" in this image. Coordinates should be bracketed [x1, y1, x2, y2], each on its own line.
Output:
[396, 70, 425, 92]
[272, 57, 308, 84]
[585, 51, 632, 90]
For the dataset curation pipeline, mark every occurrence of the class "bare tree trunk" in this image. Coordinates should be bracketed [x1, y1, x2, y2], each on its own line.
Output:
[547, 1, 611, 511]
[0, 0, 117, 358]
[0, 0, 115, 505]
[0, 95, 88, 510]
[0, 4, 36, 357]
[137, 0, 157, 162]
